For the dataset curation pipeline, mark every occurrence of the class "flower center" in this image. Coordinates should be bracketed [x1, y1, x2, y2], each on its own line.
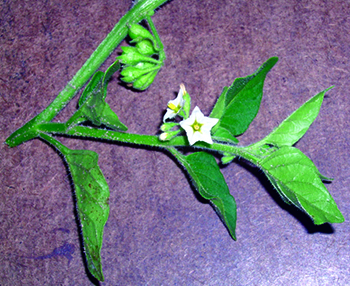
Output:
[191, 120, 203, 132]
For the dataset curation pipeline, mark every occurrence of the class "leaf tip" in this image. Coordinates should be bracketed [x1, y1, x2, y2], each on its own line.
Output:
[264, 56, 279, 68]
[270, 56, 279, 63]
[325, 85, 335, 93]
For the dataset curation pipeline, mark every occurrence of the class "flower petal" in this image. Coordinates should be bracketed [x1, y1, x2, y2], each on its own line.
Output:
[180, 106, 219, 145]
[163, 108, 177, 121]
[163, 84, 186, 122]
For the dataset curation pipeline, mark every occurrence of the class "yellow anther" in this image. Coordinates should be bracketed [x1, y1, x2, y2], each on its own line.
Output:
[168, 103, 177, 110]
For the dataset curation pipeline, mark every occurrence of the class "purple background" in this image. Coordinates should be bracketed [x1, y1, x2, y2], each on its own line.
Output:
[1, 0, 350, 285]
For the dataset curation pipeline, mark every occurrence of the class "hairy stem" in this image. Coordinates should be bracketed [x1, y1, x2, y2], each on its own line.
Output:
[6, 0, 168, 148]
[146, 15, 166, 62]
[39, 133, 71, 155]
[35, 123, 262, 166]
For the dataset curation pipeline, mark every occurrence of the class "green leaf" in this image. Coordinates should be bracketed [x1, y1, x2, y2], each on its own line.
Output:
[79, 72, 104, 106]
[210, 86, 228, 120]
[318, 172, 334, 182]
[260, 146, 344, 224]
[210, 87, 239, 144]
[252, 87, 331, 148]
[172, 150, 237, 239]
[210, 57, 278, 138]
[65, 149, 110, 281]
[76, 62, 127, 131]
[103, 61, 121, 92]
[79, 90, 128, 131]
[211, 126, 239, 144]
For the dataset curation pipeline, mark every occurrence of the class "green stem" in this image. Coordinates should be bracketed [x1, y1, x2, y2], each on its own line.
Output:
[6, 0, 168, 148]
[39, 133, 70, 155]
[36, 123, 262, 166]
[146, 15, 166, 62]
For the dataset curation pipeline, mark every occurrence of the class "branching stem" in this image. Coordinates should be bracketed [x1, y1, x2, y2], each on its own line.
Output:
[6, 0, 168, 148]
[35, 123, 262, 166]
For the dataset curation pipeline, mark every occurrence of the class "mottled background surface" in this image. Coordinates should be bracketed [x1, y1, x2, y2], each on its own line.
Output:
[1, 0, 350, 285]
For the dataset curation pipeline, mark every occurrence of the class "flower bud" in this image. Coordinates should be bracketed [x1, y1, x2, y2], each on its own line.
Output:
[135, 40, 157, 56]
[159, 129, 181, 141]
[159, 133, 168, 141]
[182, 89, 191, 119]
[128, 24, 156, 43]
[160, 122, 179, 132]
[120, 65, 158, 82]
[132, 69, 159, 90]
[134, 61, 156, 70]
[117, 46, 160, 66]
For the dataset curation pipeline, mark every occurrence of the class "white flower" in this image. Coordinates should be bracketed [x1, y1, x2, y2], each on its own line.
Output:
[163, 84, 186, 122]
[179, 106, 219, 145]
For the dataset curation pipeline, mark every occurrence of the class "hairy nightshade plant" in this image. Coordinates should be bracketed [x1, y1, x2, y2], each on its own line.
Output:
[6, 0, 344, 281]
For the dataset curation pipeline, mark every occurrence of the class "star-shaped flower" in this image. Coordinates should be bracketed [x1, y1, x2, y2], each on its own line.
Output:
[179, 106, 219, 145]
[163, 84, 186, 122]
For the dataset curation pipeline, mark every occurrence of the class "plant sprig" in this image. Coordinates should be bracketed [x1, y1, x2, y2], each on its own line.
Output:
[5, 0, 344, 282]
